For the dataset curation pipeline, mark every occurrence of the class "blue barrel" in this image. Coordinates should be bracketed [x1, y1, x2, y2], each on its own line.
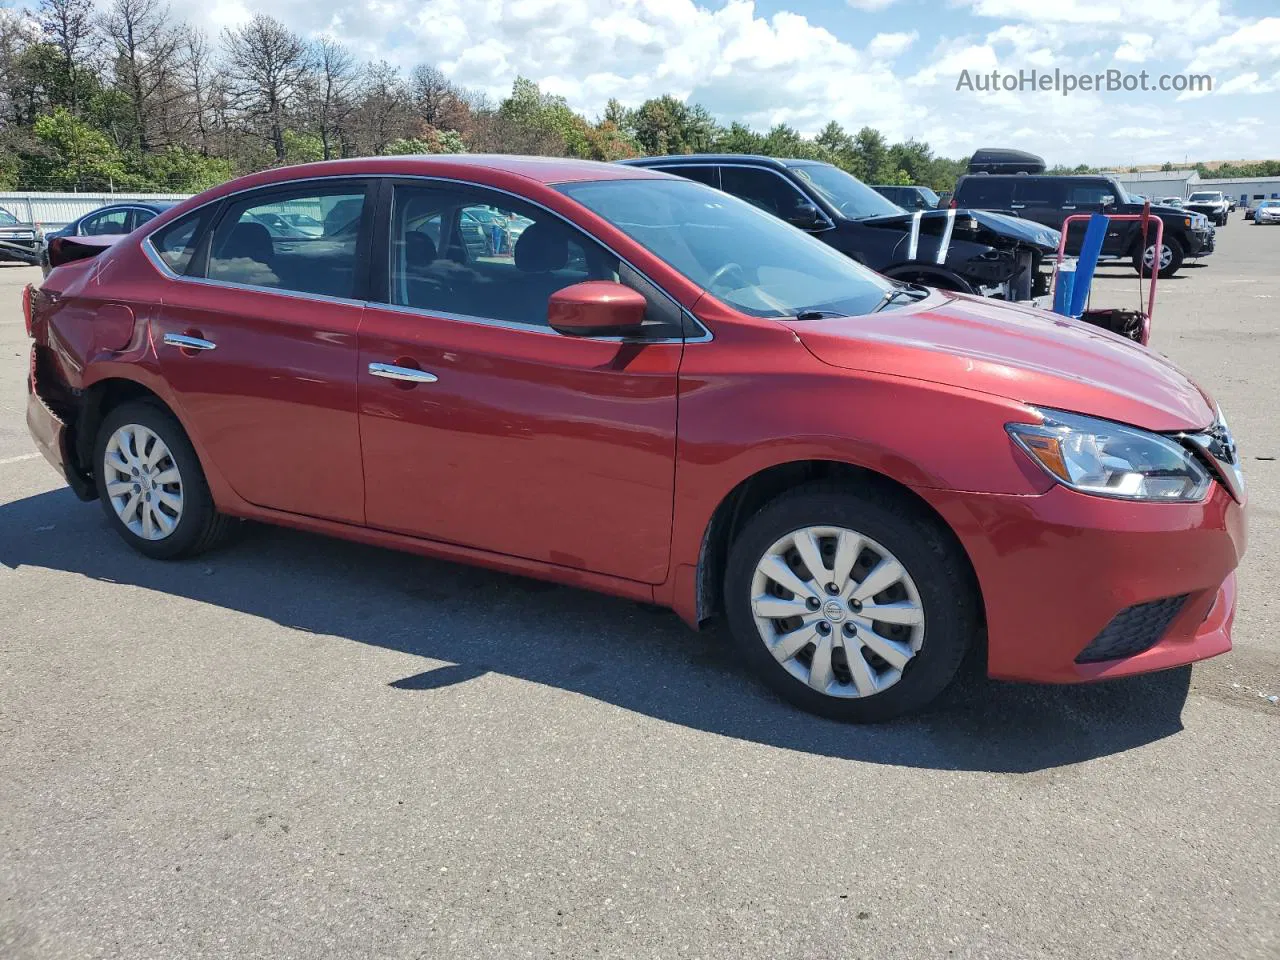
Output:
[1053, 259, 1077, 317]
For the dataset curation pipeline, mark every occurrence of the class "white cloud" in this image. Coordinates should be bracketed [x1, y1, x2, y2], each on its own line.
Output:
[1188, 18, 1280, 72]
[846, 0, 899, 10]
[1114, 33, 1153, 63]
[867, 30, 918, 59]
[1109, 126, 1170, 139]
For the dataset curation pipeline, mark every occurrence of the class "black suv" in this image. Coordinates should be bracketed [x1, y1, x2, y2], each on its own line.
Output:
[619, 155, 1061, 301]
[952, 172, 1214, 278]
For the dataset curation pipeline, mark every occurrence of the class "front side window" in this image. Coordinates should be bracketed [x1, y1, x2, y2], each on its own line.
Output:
[720, 167, 812, 220]
[81, 209, 130, 235]
[558, 178, 895, 319]
[1065, 182, 1112, 206]
[207, 186, 367, 298]
[0, 207, 18, 226]
[388, 183, 649, 330]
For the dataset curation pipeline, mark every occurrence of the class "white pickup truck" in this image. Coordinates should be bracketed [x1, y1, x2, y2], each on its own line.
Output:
[1184, 191, 1231, 226]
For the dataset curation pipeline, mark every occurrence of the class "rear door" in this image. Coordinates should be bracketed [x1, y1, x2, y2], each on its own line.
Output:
[1011, 178, 1065, 230]
[356, 179, 683, 584]
[152, 180, 373, 524]
[954, 176, 1015, 214]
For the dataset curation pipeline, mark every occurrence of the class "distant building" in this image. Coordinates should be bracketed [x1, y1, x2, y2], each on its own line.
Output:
[1108, 169, 1280, 204]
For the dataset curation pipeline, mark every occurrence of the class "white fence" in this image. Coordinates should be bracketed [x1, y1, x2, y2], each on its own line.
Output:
[0, 192, 194, 229]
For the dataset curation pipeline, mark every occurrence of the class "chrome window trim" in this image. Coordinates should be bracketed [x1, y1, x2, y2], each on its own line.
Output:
[141, 171, 712, 343]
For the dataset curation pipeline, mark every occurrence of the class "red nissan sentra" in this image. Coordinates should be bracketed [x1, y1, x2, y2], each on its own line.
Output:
[23, 156, 1246, 721]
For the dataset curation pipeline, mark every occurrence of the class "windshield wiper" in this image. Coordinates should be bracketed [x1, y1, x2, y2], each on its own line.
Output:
[793, 308, 847, 320]
[871, 283, 930, 313]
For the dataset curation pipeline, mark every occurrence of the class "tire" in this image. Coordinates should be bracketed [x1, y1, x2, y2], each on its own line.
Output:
[722, 482, 980, 722]
[93, 400, 231, 560]
[1133, 234, 1184, 279]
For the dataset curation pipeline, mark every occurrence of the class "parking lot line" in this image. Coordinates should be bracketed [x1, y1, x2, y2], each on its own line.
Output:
[0, 452, 40, 466]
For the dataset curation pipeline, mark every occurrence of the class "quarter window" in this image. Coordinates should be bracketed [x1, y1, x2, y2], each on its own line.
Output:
[207, 186, 367, 298]
[150, 212, 204, 274]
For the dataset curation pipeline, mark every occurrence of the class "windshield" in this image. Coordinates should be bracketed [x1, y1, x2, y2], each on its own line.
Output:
[1188, 192, 1221, 202]
[559, 178, 896, 319]
[0, 207, 17, 226]
[786, 163, 905, 220]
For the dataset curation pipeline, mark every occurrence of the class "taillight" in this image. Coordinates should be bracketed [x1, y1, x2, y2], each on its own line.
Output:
[22, 283, 33, 338]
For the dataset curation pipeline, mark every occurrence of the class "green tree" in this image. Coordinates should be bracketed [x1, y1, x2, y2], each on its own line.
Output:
[23, 107, 131, 188]
[712, 121, 764, 155]
[631, 95, 718, 155]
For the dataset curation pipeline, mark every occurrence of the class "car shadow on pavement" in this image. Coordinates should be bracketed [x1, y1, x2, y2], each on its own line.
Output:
[0, 487, 1192, 775]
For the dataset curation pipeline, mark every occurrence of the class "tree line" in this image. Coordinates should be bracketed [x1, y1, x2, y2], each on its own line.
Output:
[0, 0, 976, 194]
[4, 0, 1269, 197]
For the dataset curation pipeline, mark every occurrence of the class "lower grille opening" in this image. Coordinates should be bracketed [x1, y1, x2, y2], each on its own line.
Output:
[1075, 595, 1189, 664]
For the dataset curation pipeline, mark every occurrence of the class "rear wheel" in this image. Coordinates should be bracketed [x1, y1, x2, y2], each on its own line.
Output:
[93, 401, 231, 559]
[723, 483, 979, 722]
[1133, 234, 1183, 279]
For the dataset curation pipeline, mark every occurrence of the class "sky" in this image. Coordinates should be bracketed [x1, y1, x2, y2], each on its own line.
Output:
[67, 0, 1280, 165]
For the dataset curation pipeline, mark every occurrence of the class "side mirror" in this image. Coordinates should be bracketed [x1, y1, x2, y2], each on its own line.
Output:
[548, 281, 648, 337]
[787, 201, 828, 230]
[1101, 195, 1116, 209]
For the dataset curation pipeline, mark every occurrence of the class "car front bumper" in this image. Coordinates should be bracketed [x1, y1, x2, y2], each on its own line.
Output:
[920, 481, 1245, 684]
[1186, 227, 1215, 256]
[0, 235, 42, 265]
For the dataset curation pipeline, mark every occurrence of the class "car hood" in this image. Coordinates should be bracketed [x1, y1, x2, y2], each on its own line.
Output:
[856, 208, 1060, 252]
[789, 292, 1214, 432]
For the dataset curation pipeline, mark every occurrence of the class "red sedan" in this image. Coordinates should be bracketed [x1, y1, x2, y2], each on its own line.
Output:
[24, 156, 1246, 721]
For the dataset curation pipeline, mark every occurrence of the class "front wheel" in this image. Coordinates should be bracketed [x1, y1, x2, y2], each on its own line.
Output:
[1133, 235, 1184, 279]
[93, 401, 231, 559]
[723, 484, 979, 722]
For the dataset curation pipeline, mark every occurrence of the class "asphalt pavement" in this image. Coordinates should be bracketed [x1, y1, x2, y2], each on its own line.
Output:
[1, 221, 1277, 959]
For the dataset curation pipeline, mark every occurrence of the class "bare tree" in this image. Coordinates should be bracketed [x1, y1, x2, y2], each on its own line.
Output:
[351, 60, 409, 155]
[222, 13, 311, 163]
[37, 0, 98, 115]
[180, 27, 220, 155]
[409, 64, 470, 134]
[101, 0, 184, 152]
[310, 37, 356, 160]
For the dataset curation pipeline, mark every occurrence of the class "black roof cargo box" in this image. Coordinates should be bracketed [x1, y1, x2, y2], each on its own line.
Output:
[968, 148, 1046, 175]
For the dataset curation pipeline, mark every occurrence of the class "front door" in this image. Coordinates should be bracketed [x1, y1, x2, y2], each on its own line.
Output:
[356, 180, 683, 584]
[153, 180, 373, 524]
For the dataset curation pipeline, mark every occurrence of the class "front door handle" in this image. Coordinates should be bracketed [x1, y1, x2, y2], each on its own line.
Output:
[163, 332, 216, 351]
[368, 362, 438, 384]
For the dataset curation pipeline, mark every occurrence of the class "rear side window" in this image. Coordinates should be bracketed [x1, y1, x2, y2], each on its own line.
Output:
[207, 185, 367, 299]
[1013, 179, 1062, 209]
[81, 208, 130, 235]
[150, 212, 205, 275]
[954, 177, 1014, 208]
[664, 165, 721, 189]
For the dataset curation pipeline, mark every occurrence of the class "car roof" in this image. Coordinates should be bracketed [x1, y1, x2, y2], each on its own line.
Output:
[232, 154, 674, 188]
[620, 154, 821, 171]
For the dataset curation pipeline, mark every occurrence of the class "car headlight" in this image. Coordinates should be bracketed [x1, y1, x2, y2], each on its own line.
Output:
[1007, 408, 1211, 502]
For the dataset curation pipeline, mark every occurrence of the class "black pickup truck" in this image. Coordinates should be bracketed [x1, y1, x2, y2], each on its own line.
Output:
[953, 153, 1213, 279]
[621, 154, 1061, 300]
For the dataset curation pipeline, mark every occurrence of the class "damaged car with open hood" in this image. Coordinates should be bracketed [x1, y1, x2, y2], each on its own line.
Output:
[619, 154, 1061, 302]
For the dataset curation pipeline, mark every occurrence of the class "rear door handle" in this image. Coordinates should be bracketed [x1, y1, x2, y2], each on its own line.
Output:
[163, 333, 216, 351]
[368, 362, 438, 384]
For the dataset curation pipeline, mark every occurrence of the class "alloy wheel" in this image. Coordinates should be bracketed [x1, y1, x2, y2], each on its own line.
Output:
[1143, 243, 1173, 270]
[749, 525, 925, 699]
[102, 423, 184, 541]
